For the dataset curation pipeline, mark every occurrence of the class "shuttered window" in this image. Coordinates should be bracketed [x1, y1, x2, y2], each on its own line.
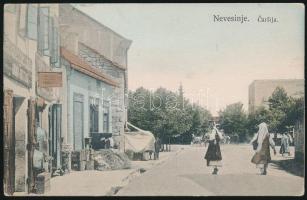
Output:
[48, 16, 54, 57]
[50, 18, 60, 67]
[18, 5, 27, 37]
[37, 7, 49, 55]
[90, 101, 99, 133]
[26, 5, 38, 40]
[103, 100, 110, 133]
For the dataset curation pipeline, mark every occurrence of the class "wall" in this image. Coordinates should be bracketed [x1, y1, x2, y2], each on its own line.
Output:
[65, 62, 113, 149]
[248, 79, 304, 112]
[294, 119, 305, 162]
[78, 43, 126, 136]
[59, 4, 131, 68]
[3, 4, 61, 193]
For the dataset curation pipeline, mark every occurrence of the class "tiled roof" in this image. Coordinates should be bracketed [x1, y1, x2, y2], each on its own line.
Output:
[61, 47, 119, 87]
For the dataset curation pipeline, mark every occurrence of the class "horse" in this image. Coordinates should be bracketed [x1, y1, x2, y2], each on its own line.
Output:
[191, 134, 208, 146]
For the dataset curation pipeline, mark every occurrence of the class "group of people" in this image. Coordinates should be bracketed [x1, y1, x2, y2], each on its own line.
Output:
[204, 121, 292, 175]
[149, 137, 162, 160]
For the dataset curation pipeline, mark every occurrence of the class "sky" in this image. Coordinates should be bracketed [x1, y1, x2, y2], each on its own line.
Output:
[75, 3, 304, 116]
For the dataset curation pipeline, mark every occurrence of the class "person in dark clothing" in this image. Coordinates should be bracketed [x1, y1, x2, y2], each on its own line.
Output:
[154, 137, 161, 160]
[204, 122, 223, 175]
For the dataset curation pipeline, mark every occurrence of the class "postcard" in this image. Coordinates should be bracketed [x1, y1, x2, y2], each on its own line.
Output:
[3, 3, 304, 196]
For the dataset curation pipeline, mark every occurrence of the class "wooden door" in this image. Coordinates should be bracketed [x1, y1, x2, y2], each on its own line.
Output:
[73, 93, 84, 151]
[27, 98, 36, 193]
[3, 90, 15, 195]
[49, 104, 62, 170]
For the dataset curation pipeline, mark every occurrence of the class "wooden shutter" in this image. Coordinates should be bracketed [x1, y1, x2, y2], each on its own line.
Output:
[26, 4, 38, 40]
[3, 90, 15, 195]
[18, 5, 27, 37]
[38, 7, 49, 55]
[27, 98, 37, 193]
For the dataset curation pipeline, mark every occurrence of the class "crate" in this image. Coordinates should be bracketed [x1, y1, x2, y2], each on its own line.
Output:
[35, 172, 51, 194]
[71, 160, 86, 171]
[86, 160, 94, 170]
[72, 150, 89, 162]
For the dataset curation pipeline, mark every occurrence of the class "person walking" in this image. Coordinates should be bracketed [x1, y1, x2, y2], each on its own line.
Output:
[250, 122, 276, 175]
[279, 132, 293, 156]
[204, 122, 223, 175]
[154, 137, 161, 160]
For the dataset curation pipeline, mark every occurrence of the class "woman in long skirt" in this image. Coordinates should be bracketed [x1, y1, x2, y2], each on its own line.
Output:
[250, 122, 276, 175]
[280, 132, 292, 156]
[204, 123, 223, 175]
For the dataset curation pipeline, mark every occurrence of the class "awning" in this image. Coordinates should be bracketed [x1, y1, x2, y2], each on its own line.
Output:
[61, 47, 119, 87]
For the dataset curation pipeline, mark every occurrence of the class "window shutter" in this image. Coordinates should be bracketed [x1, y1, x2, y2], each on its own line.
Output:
[26, 5, 38, 40]
[51, 27, 60, 67]
[48, 17, 54, 57]
[18, 5, 27, 37]
[38, 7, 49, 55]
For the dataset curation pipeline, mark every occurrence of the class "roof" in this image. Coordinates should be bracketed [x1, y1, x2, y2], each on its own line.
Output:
[79, 42, 126, 70]
[250, 79, 304, 85]
[61, 47, 119, 87]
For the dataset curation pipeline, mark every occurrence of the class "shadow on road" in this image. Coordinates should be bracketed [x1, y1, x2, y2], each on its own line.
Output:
[181, 173, 304, 196]
[270, 159, 304, 177]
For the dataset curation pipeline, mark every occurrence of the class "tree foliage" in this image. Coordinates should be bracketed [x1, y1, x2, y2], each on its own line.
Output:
[248, 87, 304, 139]
[219, 102, 248, 142]
[128, 86, 212, 144]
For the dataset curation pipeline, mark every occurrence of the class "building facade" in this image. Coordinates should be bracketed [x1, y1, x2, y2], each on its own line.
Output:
[3, 4, 62, 195]
[59, 4, 132, 154]
[248, 79, 304, 113]
[3, 3, 132, 195]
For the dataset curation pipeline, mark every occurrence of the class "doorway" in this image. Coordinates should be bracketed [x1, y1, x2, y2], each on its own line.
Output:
[3, 90, 16, 195]
[73, 93, 84, 151]
[49, 104, 62, 172]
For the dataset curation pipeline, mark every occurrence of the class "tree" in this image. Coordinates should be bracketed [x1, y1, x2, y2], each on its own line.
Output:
[267, 87, 292, 133]
[247, 87, 304, 137]
[219, 102, 248, 142]
[247, 106, 270, 135]
[127, 85, 212, 144]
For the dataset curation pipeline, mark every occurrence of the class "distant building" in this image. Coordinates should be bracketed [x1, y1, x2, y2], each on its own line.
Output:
[248, 79, 304, 113]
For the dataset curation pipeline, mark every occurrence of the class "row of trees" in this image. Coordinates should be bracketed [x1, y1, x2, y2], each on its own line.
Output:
[219, 87, 304, 142]
[128, 86, 304, 144]
[127, 86, 212, 144]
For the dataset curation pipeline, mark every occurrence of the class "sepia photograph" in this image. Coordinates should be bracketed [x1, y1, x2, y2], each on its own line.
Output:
[2, 3, 305, 196]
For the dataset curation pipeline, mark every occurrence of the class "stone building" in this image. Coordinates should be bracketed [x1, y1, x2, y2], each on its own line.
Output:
[248, 79, 304, 113]
[3, 4, 62, 195]
[59, 4, 132, 155]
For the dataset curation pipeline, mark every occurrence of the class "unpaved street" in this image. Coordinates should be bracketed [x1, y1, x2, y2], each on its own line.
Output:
[117, 144, 304, 196]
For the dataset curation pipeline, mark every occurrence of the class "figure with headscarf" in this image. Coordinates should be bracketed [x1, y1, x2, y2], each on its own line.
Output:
[250, 122, 276, 175]
[279, 132, 293, 156]
[204, 122, 224, 175]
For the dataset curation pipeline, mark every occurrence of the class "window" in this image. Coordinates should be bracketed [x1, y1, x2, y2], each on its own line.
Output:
[38, 7, 49, 55]
[4, 4, 16, 13]
[103, 100, 110, 133]
[89, 98, 99, 133]
[26, 4, 38, 40]
[50, 23, 60, 67]
[18, 5, 27, 37]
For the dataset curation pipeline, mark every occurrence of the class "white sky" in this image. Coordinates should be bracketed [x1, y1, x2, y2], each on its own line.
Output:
[75, 3, 305, 116]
